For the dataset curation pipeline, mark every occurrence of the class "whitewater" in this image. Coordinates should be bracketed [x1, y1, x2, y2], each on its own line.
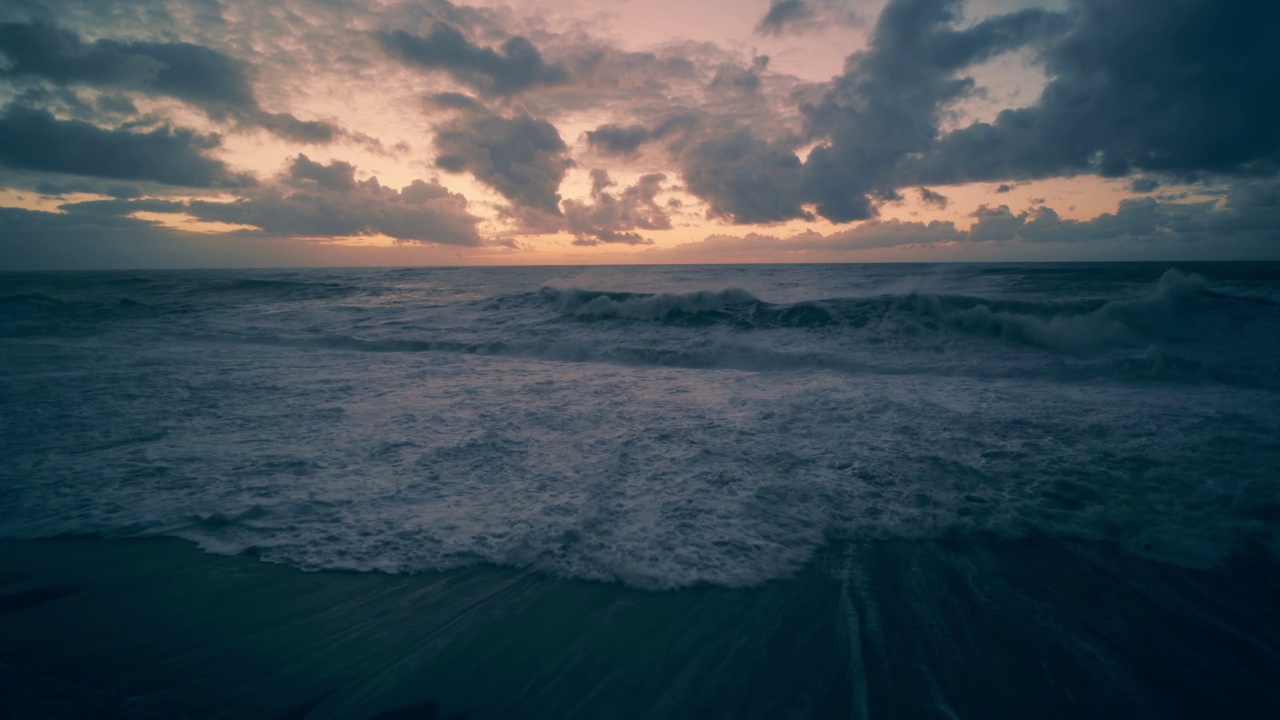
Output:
[2, 262, 1278, 589]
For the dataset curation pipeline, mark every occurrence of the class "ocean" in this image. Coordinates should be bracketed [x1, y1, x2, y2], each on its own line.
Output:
[2, 262, 1278, 718]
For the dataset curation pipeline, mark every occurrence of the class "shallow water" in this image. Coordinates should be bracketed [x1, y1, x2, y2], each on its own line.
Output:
[1, 536, 1277, 719]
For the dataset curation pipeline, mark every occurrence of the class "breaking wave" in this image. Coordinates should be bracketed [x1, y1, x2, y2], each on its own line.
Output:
[185, 269, 1277, 387]
[536, 269, 1223, 350]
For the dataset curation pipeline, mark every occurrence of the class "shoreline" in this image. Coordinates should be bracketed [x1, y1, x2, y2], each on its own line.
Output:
[2, 535, 1277, 718]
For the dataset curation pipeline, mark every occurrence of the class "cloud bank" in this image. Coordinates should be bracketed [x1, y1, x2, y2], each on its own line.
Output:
[0, 0, 1275, 266]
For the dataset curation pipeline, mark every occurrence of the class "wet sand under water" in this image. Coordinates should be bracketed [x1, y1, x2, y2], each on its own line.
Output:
[1, 536, 1277, 719]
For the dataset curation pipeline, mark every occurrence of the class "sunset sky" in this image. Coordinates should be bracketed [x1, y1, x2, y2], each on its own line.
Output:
[1, 0, 1276, 268]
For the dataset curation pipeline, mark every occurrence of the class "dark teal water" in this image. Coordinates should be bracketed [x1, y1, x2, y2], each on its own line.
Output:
[1, 536, 1277, 719]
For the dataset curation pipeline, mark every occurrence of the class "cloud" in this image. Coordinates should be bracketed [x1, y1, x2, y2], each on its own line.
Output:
[182, 155, 483, 245]
[756, 1, 860, 36]
[431, 98, 573, 215]
[0, 203, 494, 270]
[286, 153, 357, 192]
[1131, 177, 1159, 194]
[757, 1, 814, 35]
[585, 114, 700, 157]
[968, 204, 1025, 242]
[800, 0, 1066, 221]
[645, 188, 1280, 262]
[11, 173, 143, 198]
[0, 21, 252, 107]
[918, 187, 948, 208]
[708, 55, 769, 96]
[252, 111, 339, 144]
[3, 0, 1275, 266]
[586, 124, 654, 156]
[0, 204, 231, 270]
[677, 123, 810, 224]
[512, 39, 707, 124]
[0, 105, 241, 187]
[0, 20, 339, 142]
[906, 0, 1280, 184]
[584, 0, 1066, 227]
[49, 154, 485, 246]
[969, 192, 1280, 246]
[1226, 177, 1280, 211]
[643, 218, 964, 262]
[378, 22, 568, 97]
[561, 170, 670, 245]
[818, 218, 964, 250]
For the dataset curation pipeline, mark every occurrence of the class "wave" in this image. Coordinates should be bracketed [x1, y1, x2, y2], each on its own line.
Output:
[0, 276, 358, 337]
[189, 277, 360, 302]
[8, 268, 1275, 387]
[103, 275, 158, 286]
[537, 270, 1247, 351]
[546, 286, 765, 321]
[218, 332, 1278, 390]
[537, 286, 855, 330]
[0, 292, 159, 338]
[1, 291, 65, 305]
[912, 268, 1214, 352]
[179, 269, 1274, 388]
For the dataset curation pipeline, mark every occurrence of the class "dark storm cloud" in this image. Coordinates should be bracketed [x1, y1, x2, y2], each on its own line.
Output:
[756, 0, 860, 36]
[378, 22, 568, 97]
[918, 187, 948, 208]
[0, 204, 215, 270]
[676, 123, 810, 224]
[907, 0, 1280, 184]
[430, 98, 573, 216]
[968, 204, 1025, 242]
[0, 21, 338, 142]
[252, 112, 339, 144]
[181, 155, 483, 245]
[799, 0, 1066, 222]
[33, 178, 141, 198]
[1004, 200, 1205, 245]
[1131, 177, 1160, 194]
[589, 111, 810, 226]
[1226, 178, 1280, 211]
[586, 114, 700, 157]
[57, 197, 188, 218]
[562, 170, 670, 246]
[0, 105, 240, 187]
[0, 202, 498, 270]
[757, 1, 814, 35]
[586, 124, 654, 156]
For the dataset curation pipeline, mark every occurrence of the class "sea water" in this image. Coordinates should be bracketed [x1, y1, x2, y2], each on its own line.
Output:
[2, 263, 1278, 588]
[3, 262, 1280, 717]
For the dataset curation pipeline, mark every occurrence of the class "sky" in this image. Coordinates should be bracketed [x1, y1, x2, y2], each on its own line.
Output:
[0, 0, 1277, 268]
